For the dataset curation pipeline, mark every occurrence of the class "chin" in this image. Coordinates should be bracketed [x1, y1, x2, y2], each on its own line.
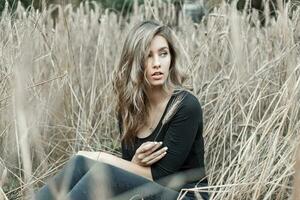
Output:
[150, 81, 165, 88]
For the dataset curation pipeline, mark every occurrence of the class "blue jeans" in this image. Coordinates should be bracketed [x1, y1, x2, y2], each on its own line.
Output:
[35, 155, 209, 200]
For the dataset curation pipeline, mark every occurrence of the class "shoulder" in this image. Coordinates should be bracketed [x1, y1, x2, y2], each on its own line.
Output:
[172, 89, 202, 118]
[176, 90, 202, 111]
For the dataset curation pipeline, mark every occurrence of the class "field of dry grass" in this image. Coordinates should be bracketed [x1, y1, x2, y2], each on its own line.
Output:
[0, 1, 300, 199]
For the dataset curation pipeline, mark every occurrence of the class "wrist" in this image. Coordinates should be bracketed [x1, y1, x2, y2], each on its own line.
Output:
[131, 156, 137, 164]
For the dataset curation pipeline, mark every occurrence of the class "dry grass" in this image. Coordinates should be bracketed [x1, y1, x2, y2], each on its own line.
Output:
[0, 1, 299, 199]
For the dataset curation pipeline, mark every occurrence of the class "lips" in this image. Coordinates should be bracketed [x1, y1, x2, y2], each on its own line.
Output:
[151, 72, 163, 76]
[151, 72, 164, 80]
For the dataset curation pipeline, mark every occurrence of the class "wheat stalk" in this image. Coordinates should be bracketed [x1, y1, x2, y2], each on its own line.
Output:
[153, 92, 187, 141]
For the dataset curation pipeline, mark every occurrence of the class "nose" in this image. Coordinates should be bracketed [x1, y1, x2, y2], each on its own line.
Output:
[152, 56, 161, 69]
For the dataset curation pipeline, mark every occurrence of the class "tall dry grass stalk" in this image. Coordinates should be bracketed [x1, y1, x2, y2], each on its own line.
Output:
[292, 145, 300, 199]
[153, 92, 186, 142]
[0, 1, 299, 199]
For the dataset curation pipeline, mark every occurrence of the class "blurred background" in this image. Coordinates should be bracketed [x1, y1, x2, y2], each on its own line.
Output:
[0, 0, 300, 199]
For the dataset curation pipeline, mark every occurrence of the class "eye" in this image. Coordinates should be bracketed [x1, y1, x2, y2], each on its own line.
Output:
[160, 51, 168, 57]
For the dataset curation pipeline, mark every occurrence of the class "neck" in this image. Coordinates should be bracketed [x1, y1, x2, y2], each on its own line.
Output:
[147, 86, 173, 108]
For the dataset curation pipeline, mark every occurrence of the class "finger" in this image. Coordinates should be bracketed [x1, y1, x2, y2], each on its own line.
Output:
[138, 142, 162, 158]
[142, 146, 168, 163]
[137, 152, 146, 159]
[143, 142, 163, 156]
[136, 142, 153, 154]
[146, 151, 167, 165]
[137, 142, 157, 154]
[137, 144, 160, 159]
[143, 142, 159, 151]
[150, 141, 163, 151]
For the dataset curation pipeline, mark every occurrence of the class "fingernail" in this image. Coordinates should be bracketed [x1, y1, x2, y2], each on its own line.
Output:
[164, 147, 168, 150]
[159, 141, 163, 145]
[154, 141, 157, 144]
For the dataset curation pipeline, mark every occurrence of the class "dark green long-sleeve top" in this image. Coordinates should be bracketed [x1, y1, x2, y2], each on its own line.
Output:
[119, 90, 206, 191]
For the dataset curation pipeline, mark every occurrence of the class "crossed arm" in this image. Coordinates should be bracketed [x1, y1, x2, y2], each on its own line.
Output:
[77, 141, 166, 181]
[88, 151, 153, 180]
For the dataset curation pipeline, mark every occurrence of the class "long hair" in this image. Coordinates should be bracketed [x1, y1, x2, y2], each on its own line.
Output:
[113, 20, 187, 145]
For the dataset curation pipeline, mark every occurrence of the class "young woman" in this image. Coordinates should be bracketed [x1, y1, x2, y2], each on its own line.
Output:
[35, 20, 209, 200]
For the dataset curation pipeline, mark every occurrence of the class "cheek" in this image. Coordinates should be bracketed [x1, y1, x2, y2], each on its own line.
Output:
[144, 64, 151, 78]
[165, 56, 171, 70]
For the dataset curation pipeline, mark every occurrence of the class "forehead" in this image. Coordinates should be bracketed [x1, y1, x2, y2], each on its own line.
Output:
[149, 35, 169, 51]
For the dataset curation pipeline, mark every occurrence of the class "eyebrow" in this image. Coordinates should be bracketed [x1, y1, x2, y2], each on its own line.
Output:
[149, 47, 169, 53]
[158, 47, 169, 51]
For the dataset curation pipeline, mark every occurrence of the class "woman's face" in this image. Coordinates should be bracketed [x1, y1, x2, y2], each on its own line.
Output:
[144, 35, 171, 88]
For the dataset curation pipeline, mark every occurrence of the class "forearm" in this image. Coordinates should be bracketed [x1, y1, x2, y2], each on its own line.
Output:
[98, 152, 153, 181]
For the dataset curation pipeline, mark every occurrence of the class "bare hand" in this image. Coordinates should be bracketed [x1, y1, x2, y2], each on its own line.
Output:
[131, 141, 168, 166]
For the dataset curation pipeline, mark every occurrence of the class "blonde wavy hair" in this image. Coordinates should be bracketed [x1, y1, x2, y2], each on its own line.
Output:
[113, 20, 187, 145]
